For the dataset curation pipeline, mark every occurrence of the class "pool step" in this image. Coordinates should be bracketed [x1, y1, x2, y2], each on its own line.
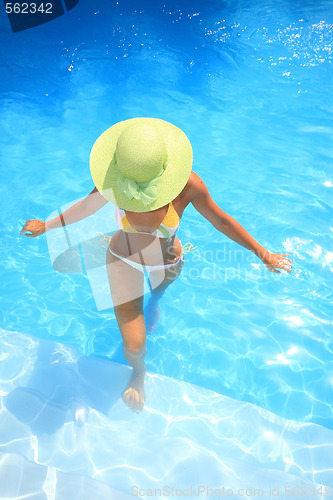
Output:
[0, 452, 133, 500]
[0, 329, 332, 499]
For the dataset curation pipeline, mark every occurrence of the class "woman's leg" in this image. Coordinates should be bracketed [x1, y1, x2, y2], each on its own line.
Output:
[106, 249, 147, 412]
[145, 258, 184, 333]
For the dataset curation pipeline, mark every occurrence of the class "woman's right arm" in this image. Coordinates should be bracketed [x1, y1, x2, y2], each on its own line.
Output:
[188, 172, 292, 273]
[20, 186, 108, 237]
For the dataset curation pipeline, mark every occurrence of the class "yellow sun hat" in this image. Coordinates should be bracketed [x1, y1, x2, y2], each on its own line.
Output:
[89, 117, 193, 212]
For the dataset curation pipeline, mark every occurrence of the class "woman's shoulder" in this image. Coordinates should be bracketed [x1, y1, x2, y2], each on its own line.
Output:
[184, 171, 208, 200]
[188, 171, 205, 187]
[173, 171, 208, 212]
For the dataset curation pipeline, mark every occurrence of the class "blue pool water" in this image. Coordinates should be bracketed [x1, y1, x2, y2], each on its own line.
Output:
[0, 0, 333, 494]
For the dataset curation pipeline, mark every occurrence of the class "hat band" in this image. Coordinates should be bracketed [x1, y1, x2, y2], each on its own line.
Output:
[115, 154, 168, 207]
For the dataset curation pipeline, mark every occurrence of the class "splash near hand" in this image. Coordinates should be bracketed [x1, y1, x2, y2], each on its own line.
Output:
[20, 219, 46, 238]
[260, 250, 293, 274]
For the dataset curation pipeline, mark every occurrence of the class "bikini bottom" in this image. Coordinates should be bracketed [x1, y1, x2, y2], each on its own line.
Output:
[108, 246, 183, 274]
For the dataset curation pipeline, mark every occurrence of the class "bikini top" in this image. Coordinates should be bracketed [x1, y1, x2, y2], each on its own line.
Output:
[115, 201, 181, 238]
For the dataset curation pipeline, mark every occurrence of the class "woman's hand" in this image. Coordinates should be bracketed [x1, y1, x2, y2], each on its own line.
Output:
[20, 219, 46, 238]
[260, 250, 293, 274]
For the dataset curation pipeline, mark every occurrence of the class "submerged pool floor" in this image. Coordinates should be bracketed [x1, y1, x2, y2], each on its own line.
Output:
[0, 329, 332, 499]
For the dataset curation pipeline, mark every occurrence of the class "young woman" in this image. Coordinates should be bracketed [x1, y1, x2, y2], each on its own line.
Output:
[20, 118, 292, 414]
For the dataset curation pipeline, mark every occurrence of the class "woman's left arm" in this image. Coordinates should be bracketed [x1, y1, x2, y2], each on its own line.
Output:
[189, 173, 292, 273]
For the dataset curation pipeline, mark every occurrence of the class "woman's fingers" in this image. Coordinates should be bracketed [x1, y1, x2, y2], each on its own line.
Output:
[21, 223, 33, 236]
[263, 253, 291, 273]
[266, 255, 292, 273]
[20, 227, 31, 236]
[20, 219, 45, 237]
[20, 220, 31, 235]
[280, 257, 293, 272]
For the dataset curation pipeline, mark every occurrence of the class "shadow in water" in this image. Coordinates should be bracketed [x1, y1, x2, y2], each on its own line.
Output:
[5, 338, 130, 436]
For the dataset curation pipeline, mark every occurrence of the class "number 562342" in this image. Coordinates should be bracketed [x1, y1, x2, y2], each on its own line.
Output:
[5, 3, 53, 14]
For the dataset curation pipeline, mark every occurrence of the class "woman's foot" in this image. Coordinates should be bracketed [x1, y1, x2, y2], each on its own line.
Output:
[145, 293, 163, 334]
[122, 368, 146, 413]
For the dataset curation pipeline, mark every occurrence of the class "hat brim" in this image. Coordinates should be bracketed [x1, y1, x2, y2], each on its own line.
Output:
[89, 118, 193, 212]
